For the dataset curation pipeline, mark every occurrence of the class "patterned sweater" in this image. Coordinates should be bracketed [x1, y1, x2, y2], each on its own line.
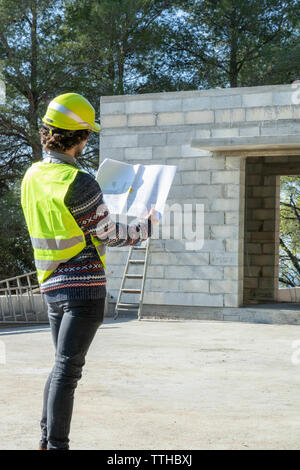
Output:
[39, 150, 152, 302]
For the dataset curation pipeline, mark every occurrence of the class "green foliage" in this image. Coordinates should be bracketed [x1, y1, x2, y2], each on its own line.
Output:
[152, 0, 300, 89]
[279, 176, 300, 287]
[0, 186, 35, 278]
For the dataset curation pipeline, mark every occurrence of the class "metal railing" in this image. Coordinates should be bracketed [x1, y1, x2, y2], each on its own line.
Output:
[0, 271, 48, 323]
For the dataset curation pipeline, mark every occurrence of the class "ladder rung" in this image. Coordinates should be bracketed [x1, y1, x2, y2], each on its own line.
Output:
[125, 274, 143, 279]
[115, 308, 138, 313]
[133, 246, 146, 250]
[117, 302, 139, 309]
[129, 260, 145, 264]
[121, 289, 141, 293]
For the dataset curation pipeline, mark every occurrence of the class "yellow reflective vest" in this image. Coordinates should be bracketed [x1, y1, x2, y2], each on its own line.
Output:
[21, 161, 106, 284]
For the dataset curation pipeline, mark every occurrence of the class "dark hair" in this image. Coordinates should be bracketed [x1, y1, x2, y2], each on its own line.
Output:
[39, 125, 91, 152]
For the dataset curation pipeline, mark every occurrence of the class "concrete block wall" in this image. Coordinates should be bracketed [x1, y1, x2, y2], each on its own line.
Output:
[100, 84, 300, 315]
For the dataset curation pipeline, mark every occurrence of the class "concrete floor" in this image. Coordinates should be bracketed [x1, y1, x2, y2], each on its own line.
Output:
[1, 317, 300, 450]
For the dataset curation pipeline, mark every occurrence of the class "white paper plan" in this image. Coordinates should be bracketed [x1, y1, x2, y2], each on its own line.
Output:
[96, 158, 177, 219]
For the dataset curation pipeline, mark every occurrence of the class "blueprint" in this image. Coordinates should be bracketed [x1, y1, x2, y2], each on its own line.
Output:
[96, 158, 177, 219]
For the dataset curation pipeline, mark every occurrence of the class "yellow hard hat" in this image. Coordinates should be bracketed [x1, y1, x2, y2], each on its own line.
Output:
[42, 92, 101, 132]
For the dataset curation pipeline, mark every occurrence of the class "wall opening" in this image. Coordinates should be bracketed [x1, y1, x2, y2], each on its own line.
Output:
[243, 155, 300, 305]
[276, 175, 300, 302]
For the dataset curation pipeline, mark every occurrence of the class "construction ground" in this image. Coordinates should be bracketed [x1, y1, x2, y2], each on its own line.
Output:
[1, 316, 300, 450]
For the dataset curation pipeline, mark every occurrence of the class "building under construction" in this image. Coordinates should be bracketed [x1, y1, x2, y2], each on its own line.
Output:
[1, 83, 300, 325]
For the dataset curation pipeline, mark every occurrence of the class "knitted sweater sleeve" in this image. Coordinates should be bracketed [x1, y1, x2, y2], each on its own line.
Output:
[64, 171, 152, 246]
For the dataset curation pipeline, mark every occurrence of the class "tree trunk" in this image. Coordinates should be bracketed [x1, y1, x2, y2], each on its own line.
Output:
[29, 0, 42, 161]
[229, 11, 238, 87]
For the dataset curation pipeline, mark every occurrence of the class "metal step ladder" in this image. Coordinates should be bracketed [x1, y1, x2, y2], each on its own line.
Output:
[114, 238, 151, 321]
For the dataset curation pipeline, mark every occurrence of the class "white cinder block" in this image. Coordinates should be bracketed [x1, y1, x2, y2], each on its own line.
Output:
[100, 147, 124, 160]
[155, 252, 209, 266]
[125, 147, 152, 159]
[138, 133, 167, 147]
[224, 293, 239, 307]
[225, 211, 240, 225]
[194, 185, 223, 199]
[215, 108, 246, 123]
[153, 145, 182, 159]
[181, 171, 211, 185]
[101, 134, 138, 148]
[143, 291, 166, 304]
[153, 99, 182, 113]
[150, 279, 180, 291]
[128, 113, 156, 126]
[195, 266, 224, 279]
[292, 106, 300, 119]
[164, 239, 189, 251]
[231, 108, 246, 122]
[211, 171, 240, 184]
[203, 211, 225, 225]
[191, 293, 223, 307]
[225, 157, 243, 170]
[195, 156, 225, 170]
[181, 144, 210, 157]
[106, 277, 122, 290]
[168, 184, 196, 199]
[125, 100, 153, 114]
[211, 94, 242, 109]
[194, 129, 211, 138]
[275, 106, 294, 120]
[242, 92, 272, 107]
[182, 96, 211, 111]
[225, 239, 240, 252]
[106, 251, 128, 264]
[272, 91, 294, 106]
[224, 267, 239, 280]
[215, 109, 230, 123]
[210, 280, 238, 294]
[166, 158, 195, 171]
[147, 265, 165, 278]
[198, 239, 224, 252]
[179, 279, 209, 292]
[239, 126, 260, 136]
[164, 265, 196, 279]
[211, 198, 240, 211]
[211, 128, 239, 138]
[101, 101, 125, 115]
[157, 112, 184, 126]
[185, 110, 214, 124]
[167, 131, 193, 145]
[101, 115, 127, 128]
[210, 252, 238, 266]
[210, 225, 239, 239]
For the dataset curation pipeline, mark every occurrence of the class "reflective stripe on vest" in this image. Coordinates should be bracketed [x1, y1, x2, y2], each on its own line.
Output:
[30, 235, 84, 250]
[21, 161, 106, 284]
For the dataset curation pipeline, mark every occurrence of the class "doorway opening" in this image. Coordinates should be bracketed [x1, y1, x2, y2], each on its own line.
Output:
[276, 175, 300, 302]
[243, 155, 300, 305]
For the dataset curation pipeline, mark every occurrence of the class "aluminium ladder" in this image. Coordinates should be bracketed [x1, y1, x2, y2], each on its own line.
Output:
[0, 271, 48, 323]
[114, 237, 151, 321]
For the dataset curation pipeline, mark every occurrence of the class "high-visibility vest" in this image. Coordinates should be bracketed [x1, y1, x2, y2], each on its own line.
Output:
[21, 161, 106, 284]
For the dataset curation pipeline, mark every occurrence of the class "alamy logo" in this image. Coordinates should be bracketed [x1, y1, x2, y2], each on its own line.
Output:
[96, 202, 205, 250]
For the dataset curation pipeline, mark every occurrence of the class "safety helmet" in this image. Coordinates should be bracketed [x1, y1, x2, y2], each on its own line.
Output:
[42, 93, 101, 132]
